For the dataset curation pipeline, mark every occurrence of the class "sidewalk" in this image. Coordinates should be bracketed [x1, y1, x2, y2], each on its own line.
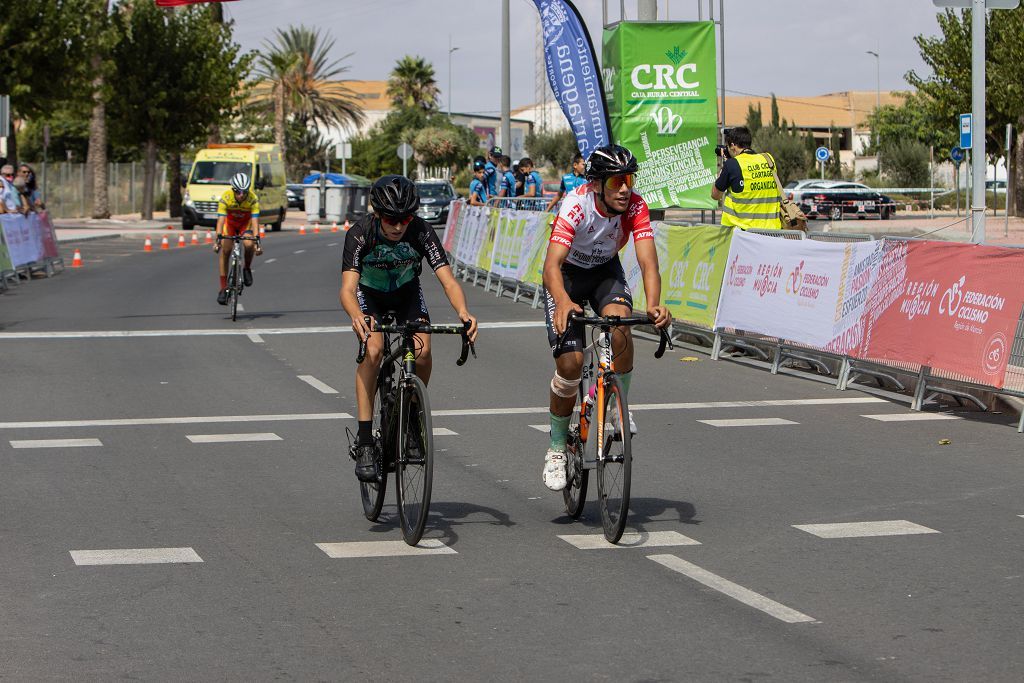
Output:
[53, 212, 307, 243]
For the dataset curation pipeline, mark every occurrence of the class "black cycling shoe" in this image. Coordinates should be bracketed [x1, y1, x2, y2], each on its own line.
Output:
[216, 288, 229, 305]
[353, 443, 379, 483]
[243, 268, 253, 287]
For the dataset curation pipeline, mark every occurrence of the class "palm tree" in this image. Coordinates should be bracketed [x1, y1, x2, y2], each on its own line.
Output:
[386, 56, 440, 112]
[250, 25, 364, 156]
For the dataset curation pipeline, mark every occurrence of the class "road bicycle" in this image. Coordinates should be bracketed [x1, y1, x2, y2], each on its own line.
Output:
[353, 315, 475, 546]
[217, 233, 259, 322]
[561, 314, 672, 543]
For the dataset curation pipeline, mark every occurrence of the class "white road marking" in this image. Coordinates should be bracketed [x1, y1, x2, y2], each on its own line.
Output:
[236, 303, 245, 312]
[432, 427, 458, 436]
[316, 539, 457, 558]
[0, 321, 545, 340]
[328, 242, 339, 247]
[293, 249, 306, 254]
[263, 258, 277, 264]
[633, 397, 883, 410]
[793, 520, 940, 538]
[559, 530, 700, 550]
[10, 438, 103, 449]
[247, 332, 263, 344]
[0, 413, 351, 430]
[862, 413, 960, 422]
[647, 555, 816, 624]
[186, 433, 282, 444]
[435, 407, 548, 416]
[70, 547, 203, 566]
[529, 424, 551, 433]
[698, 418, 798, 427]
[297, 375, 339, 394]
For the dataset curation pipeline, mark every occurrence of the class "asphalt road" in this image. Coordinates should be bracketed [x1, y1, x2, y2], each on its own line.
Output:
[2, 231, 1024, 681]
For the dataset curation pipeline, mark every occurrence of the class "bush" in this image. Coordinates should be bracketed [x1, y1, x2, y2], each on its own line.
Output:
[525, 129, 579, 173]
[880, 140, 930, 188]
[752, 127, 811, 185]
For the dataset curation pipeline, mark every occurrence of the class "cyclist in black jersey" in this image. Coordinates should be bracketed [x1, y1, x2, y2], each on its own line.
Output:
[340, 175, 478, 482]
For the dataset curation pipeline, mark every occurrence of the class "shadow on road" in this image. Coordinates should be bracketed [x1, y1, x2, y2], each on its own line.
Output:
[364, 500, 516, 547]
[550, 496, 699, 533]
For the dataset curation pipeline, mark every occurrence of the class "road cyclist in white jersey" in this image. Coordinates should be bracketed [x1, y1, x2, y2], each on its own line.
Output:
[540, 144, 671, 491]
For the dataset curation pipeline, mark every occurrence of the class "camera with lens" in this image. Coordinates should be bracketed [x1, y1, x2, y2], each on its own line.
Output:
[715, 144, 730, 159]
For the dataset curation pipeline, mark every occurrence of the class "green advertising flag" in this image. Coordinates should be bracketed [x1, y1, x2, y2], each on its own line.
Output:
[603, 22, 719, 210]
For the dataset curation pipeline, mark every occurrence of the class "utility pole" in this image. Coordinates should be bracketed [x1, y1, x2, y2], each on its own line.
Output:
[867, 50, 880, 175]
[448, 35, 459, 120]
[638, 0, 657, 18]
[970, 0, 986, 243]
[501, 0, 511, 157]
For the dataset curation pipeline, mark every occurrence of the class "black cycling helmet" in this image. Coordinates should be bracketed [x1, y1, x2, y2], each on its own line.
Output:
[584, 144, 639, 180]
[370, 174, 420, 219]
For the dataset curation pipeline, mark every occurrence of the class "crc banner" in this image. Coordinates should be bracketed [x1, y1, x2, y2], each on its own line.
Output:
[531, 0, 610, 157]
[660, 225, 733, 328]
[715, 231, 884, 348]
[854, 241, 1024, 388]
[603, 22, 719, 210]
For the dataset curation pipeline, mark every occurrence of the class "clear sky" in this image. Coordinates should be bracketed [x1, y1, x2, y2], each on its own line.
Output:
[223, 0, 945, 115]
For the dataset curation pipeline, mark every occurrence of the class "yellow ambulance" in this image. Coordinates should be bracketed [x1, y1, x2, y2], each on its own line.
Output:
[182, 143, 287, 231]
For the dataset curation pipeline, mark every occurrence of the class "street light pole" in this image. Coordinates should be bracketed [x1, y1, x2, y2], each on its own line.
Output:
[866, 50, 880, 174]
[448, 36, 459, 120]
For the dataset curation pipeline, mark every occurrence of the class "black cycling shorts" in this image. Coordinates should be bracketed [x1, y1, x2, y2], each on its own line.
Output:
[544, 257, 633, 357]
[357, 282, 430, 327]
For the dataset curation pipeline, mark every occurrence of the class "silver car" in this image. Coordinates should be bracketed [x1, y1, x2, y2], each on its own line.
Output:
[415, 180, 458, 227]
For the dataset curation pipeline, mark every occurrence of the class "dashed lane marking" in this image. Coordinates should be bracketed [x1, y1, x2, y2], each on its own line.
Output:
[297, 375, 339, 394]
[293, 249, 306, 254]
[247, 333, 264, 344]
[793, 520, 940, 538]
[10, 438, 103, 449]
[862, 413, 960, 422]
[698, 418, 798, 427]
[186, 433, 282, 444]
[70, 547, 204, 566]
[263, 258, 277, 264]
[432, 427, 458, 436]
[559, 530, 700, 550]
[316, 539, 457, 558]
[0, 413, 352, 430]
[648, 554, 817, 624]
[632, 397, 883, 410]
[529, 424, 550, 433]
[0, 321, 546, 340]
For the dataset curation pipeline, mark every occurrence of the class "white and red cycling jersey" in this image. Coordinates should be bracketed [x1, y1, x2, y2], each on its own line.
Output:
[549, 184, 654, 268]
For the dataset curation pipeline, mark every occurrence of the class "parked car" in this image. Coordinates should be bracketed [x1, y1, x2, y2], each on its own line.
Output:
[415, 179, 457, 227]
[543, 181, 560, 200]
[795, 181, 897, 220]
[286, 183, 305, 210]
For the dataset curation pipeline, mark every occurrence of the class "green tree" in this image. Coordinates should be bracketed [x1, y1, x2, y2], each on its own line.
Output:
[386, 56, 440, 112]
[745, 103, 763, 137]
[525, 129, 579, 173]
[250, 25, 365, 158]
[108, 1, 250, 218]
[880, 140, 930, 188]
[752, 126, 807, 185]
[770, 94, 781, 129]
[350, 107, 429, 178]
[413, 125, 480, 172]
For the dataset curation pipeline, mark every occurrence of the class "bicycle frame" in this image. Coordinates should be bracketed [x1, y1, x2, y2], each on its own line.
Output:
[578, 327, 617, 470]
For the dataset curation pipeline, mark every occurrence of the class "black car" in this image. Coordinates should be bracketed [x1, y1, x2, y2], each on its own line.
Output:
[415, 180, 457, 227]
[286, 184, 305, 211]
[797, 182, 896, 221]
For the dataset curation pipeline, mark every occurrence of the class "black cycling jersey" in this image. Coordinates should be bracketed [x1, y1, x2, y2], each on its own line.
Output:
[342, 214, 448, 292]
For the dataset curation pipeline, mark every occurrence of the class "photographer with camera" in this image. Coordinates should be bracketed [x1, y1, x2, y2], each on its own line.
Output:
[710, 126, 782, 230]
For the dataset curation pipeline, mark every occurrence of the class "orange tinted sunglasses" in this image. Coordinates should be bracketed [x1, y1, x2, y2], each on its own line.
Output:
[603, 173, 635, 190]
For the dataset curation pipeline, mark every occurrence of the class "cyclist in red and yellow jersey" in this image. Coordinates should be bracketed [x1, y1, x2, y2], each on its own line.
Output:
[214, 172, 263, 305]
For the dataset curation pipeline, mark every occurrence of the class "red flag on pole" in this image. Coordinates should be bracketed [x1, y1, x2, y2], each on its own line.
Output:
[155, 0, 238, 7]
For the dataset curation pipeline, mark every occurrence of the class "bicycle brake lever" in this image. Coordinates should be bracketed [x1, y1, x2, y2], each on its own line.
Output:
[654, 328, 671, 359]
[356, 315, 371, 364]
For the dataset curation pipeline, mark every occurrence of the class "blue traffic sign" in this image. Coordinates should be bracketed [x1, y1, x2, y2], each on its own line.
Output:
[960, 113, 973, 149]
[815, 146, 830, 163]
[950, 146, 965, 164]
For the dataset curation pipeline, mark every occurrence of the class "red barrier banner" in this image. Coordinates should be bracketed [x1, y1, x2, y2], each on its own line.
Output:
[855, 241, 1024, 388]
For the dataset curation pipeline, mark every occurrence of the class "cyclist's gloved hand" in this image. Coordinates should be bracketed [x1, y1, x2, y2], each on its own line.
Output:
[553, 297, 584, 336]
[459, 311, 478, 343]
[647, 305, 672, 329]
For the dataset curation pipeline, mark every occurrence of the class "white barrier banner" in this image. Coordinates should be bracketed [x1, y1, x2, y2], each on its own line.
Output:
[454, 205, 488, 265]
[0, 213, 45, 267]
[715, 231, 883, 348]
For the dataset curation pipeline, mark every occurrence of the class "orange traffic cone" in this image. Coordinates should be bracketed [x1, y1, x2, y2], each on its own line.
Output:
[71, 249, 83, 267]
[331, 222, 338, 232]
[177, 234, 186, 248]
[161, 236, 170, 250]
[166, 224, 174, 230]
[343, 219, 351, 231]
[259, 225, 266, 238]
[143, 236, 153, 252]
[205, 231, 213, 244]
[299, 224, 306, 235]
[314, 224, 321, 233]
[190, 232, 199, 245]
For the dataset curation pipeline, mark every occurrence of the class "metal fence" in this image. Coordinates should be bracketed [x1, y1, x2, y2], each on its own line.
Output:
[24, 161, 167, 219]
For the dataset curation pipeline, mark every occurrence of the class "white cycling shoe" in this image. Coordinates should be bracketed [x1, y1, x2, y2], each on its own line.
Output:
[543, 448, 567, 491]
[609, 408, 638, 437]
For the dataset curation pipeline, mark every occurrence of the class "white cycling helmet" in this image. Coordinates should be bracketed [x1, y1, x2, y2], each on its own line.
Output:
[230, 172, 251, 193]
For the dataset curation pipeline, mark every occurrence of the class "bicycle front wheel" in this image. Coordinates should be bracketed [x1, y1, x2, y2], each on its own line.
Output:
[396, 375, 433, 546]
[596, 382, 631, 543]
[359, 375, 390, 522]
[227, 255, 240, 321]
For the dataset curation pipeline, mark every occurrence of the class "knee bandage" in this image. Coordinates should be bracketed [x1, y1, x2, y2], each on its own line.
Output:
[550, 372, 581, 398]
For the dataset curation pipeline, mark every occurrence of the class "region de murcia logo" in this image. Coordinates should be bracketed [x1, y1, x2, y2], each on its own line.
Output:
[665, 46, 687, 65]
[650, 105, 683, 135]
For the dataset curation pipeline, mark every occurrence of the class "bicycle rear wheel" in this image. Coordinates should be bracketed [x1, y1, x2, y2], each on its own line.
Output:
[562, 385, 589, 519]
[358, 373, 391, 522]
[396, 375, 433, 546]
[596, 382, 631, 543]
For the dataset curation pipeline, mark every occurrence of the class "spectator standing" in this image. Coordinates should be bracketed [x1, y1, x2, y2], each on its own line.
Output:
[545, 152, 586, 211]
[710, 126, 781, 230]
[512, 161, 525, 196]
[468, 163, 489, 206]
[498, 155, 517, 198]
[18, 165, 44, 211]
[0, 164, 28, 215]
[483, 146, 501, 198]
[520, 158, 543, 198]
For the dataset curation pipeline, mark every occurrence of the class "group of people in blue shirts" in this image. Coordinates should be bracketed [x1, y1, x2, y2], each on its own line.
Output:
[467, 146, 587, 212]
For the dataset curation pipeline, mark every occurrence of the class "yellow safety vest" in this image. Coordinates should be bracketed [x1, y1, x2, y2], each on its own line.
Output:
[721, 152, 782, 230]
